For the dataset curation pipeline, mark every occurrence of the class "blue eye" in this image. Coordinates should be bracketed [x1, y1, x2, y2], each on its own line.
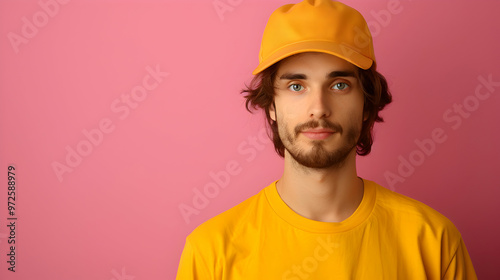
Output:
[333, 82, 349, 90]
[289, 84, 304, 92]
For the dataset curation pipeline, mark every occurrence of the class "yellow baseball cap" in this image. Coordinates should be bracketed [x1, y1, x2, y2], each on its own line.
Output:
[253, 0, 375, 75]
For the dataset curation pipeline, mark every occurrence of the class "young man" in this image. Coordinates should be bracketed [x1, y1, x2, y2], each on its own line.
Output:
[176, 0, 477, 279]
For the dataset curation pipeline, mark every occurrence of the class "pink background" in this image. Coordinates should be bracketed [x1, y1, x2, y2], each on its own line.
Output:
[1, 0, 499, 279]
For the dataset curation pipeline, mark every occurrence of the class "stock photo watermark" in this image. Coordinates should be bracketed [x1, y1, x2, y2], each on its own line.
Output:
[339, 0, 410, 60]
[110, 267, 135, 280]
[282, 235, 339, 280]
[178, 127, 270, 224]
[213, 0, 244, 22]
[51, 64, 169, 182]
[7, 0, 70, 54]
[5, 165, 18, 272]
[364, 0, 407, 37]
[384, 74, 500, 190]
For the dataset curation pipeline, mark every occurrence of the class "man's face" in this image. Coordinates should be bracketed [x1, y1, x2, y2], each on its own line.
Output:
[270, 52, 366, 169]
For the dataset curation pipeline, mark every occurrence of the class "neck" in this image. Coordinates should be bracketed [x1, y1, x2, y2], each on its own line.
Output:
[276, 149, 364, 222]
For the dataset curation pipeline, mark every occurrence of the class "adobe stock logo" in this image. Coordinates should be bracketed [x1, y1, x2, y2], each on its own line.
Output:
[212, 0, 243, 22]
[7, 0, 70, 54]
[339, 0, 409, 62]
[385, 74, 500, 190]
[178, 127, 270, 224]
[110, 267, 134, 280]
[51, 65, 169, 182]
[282, 236, 339, 279]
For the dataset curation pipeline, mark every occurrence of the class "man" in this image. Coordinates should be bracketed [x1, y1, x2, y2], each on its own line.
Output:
[176, 0, 477, 279]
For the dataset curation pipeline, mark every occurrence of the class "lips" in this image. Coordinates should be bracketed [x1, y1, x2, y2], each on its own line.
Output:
[301, 128, 335, 140]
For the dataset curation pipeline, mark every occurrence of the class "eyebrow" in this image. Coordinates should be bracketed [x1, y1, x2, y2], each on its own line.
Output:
[279, 70, 357, 80]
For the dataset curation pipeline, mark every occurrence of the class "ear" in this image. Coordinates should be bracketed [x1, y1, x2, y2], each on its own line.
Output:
[269, 102, 277, 121]
[363, 109, 369, 122]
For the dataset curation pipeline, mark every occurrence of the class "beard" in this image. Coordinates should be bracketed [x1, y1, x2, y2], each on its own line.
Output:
[279, 119, 359, 169]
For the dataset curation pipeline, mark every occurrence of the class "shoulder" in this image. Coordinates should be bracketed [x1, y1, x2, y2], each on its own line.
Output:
[368, 179, 461, 241]
[367, 180, 476, 277]
[186, 185, 268, 246]
[371, 181, 453, 222]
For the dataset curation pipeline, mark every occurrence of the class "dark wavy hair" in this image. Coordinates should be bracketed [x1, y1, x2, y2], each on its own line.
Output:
[241, 59, 392, 157]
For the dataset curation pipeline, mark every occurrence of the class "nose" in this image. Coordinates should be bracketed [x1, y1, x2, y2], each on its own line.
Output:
[307, 87, 331, 119]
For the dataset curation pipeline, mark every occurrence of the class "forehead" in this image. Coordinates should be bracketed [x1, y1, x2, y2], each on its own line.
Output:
[276, 52, 358, 75]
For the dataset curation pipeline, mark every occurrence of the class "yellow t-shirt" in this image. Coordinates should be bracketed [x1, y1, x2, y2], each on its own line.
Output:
[176, 179, 476, 279]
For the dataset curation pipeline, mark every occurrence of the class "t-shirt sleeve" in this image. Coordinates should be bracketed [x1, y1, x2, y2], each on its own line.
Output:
[442, 237, 477, 280]
[175, 238, 211, 280]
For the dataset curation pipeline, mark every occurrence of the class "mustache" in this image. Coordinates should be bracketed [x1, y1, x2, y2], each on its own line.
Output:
[294, 120, 343, 136]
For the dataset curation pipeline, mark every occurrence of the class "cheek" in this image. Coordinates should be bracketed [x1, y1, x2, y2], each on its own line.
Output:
[275, 98, 300, 121]
[348, 96, 365, 121]
[282, 105, 299, 120]
[336, 100, 365, 129]
[275, 105, 299, 135]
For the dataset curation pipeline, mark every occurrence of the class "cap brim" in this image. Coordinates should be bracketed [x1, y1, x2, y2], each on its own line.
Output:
[252, 40, 373, 75]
